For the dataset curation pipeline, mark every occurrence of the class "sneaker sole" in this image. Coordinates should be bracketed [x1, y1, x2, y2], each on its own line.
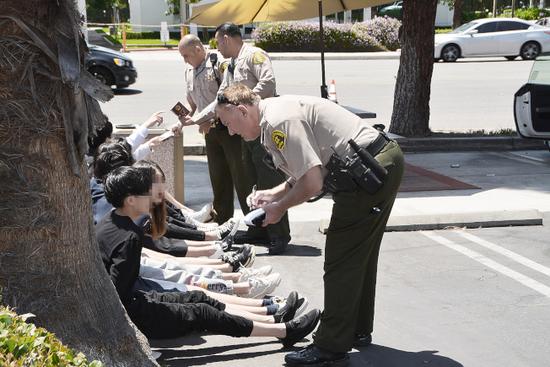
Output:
[294, 297, 309, 318]
[240, 246, 256, 268]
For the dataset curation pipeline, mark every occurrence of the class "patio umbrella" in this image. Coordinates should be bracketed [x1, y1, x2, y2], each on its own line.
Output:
[188, 0, 392, 98]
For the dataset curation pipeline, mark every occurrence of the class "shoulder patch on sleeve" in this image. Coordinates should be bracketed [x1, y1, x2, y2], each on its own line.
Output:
[219, 61, 228, 74]
[252, 51, 266, 65]
[271, 130, 286, 150]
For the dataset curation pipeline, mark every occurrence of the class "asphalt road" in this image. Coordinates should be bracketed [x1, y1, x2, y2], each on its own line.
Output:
[100, 51, 534, 142]
[151, 224, 550, 367]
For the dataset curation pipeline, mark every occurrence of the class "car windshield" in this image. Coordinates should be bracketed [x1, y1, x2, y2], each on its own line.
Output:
[450, 21, 478, 34]
[528, 52, 550, 85]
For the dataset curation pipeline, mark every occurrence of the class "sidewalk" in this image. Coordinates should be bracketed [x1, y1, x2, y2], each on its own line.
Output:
[183, 150, 550, 233]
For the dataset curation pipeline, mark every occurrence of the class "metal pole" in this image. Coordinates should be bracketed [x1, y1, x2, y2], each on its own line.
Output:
[319, 0, 327, 99]
[511, 0, 515, 17]
[492, 0, 497, 17]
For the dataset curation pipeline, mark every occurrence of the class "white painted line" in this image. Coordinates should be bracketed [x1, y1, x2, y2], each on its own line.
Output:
[421, 231, 550, 298]
[491, 152, 544, 166]
[508, 151, 548, 164]
[455, 231, 550, 278]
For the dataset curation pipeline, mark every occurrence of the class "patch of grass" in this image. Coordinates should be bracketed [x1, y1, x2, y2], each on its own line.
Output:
[435, 27, 452, 34]
[430, 128, 518, 137]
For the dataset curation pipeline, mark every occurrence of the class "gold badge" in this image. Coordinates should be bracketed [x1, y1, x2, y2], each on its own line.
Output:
[252, 51, 266, 65]
[219, 61, 228, 74]
[271, 130, 286, 150]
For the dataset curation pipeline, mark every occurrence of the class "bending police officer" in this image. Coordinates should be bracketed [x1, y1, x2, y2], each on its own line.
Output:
[215, 84, 404, 366]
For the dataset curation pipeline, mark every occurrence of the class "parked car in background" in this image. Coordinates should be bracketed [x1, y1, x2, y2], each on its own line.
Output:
[85, 44, 137, 89]
[536, 17, 550, 27]
[435, 18, 550, 62]
[514, 52, 550, 150]
[378, 1, 402, 19]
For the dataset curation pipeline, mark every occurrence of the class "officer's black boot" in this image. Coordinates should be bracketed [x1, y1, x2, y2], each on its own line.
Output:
[268, 237, 290, 255]
[285, 344, 349, 366]
[353, 333, 372, 348]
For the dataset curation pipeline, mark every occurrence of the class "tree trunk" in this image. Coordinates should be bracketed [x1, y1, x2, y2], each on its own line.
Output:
[389, 0, 438, 137]
[0, 1, 157, 366]
[453, 0, 464, 28]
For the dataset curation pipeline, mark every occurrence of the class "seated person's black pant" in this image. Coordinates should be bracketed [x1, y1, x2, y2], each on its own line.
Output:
[127, 290, 254, 339]
[166, 220, 206, 241]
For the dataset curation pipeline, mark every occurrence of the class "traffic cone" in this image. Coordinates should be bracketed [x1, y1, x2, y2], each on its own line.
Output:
[328, 79, 338, 103]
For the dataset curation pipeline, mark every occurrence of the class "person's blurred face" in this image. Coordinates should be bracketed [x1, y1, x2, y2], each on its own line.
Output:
[179, 44, 204, 68]
[151, 172, 165, 204]
[216, 104, 260, 141]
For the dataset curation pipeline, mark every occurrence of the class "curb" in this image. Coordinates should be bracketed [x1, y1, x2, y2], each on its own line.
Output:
[318, 209, 544, 234]
[393, 136, 546, 152]
[184, 137, 546, 156]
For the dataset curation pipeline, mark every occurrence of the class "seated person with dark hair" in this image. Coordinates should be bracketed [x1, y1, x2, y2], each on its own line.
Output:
[96, 165, 320, 342]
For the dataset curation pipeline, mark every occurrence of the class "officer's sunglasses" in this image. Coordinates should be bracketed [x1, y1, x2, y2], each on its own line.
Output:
[217, 94, 238, 106]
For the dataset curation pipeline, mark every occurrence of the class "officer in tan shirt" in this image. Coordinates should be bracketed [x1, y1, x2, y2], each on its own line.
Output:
[183, 23, 290, 254]
[216, 84, 404, 367]
[174, 35, 255, 224]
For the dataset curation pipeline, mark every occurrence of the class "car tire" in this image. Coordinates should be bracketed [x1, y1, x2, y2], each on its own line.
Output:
[505, 56, 517, 61]
[441, 44, 460, 62]
[89, 66, 114, 87]
[520, 42, 540, 60]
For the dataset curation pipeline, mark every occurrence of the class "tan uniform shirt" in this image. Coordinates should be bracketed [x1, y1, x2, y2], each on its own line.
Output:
[184, 51, 227, 113]
[259, 95, 380, 183]
[192, 43, 276, 124]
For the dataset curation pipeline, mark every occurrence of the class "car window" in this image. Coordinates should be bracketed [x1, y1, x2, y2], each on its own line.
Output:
[528, 53, 550, 86]
[475, 22, 497, 33]
[497, 21, 530, 31]
[451, 21, 478, 34]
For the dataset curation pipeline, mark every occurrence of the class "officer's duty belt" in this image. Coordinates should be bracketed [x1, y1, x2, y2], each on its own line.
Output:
[365, 133, 390, 157]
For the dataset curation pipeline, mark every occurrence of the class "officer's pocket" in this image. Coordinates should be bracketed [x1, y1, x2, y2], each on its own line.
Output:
[234, 72, 248, 83]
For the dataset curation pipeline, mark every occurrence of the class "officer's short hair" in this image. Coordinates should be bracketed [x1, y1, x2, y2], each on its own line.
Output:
[179, 34, 203, 49]
[215, 22, 242, 38]
[218, 84, 260, 106]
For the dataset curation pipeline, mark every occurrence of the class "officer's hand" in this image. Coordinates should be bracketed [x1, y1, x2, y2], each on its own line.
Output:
[178, 114, 195, 127]
[198, 121, 211, 135]
[171, 122, 183, 136]
[262, 202, 284, 227]
[247, 189, 274, 209]
[143, 111, 164, 128]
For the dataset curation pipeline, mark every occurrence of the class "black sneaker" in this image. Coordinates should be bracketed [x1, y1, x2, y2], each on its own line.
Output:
[274, 291, 308, 323]
[233, 230, 271, 245]
[284, 344, 349, 366]
[221, 244, 255, 271]
[280, 309, 321, 348]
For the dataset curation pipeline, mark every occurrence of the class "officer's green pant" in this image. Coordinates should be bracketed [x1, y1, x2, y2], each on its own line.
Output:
[313, 141, 404, 353]
[243, 138, 291, 242]
[205, 126, 256, 224]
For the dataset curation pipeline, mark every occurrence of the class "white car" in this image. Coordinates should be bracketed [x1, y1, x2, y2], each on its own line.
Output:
[514, 52, 550, 150]
[435, 18, 550, 62]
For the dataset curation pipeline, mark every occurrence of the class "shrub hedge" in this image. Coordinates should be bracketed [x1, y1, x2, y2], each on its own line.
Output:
[252, 17, 401, 52]
[0, 306, 103, 367]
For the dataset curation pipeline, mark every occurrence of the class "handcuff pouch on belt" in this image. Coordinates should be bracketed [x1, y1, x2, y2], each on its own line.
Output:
[323, 139, 388, 195]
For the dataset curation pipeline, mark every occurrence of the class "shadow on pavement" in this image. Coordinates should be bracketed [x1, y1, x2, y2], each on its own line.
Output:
[149, 334, 206, 348]
[155, 340, 283, 366]
[113, 88, 142, 95]
[352, 344, 463, 367]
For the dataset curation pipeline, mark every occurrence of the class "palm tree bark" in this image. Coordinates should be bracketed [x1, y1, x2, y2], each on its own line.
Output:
[389, 0, 438, 137]
[0, 1, 157, 365]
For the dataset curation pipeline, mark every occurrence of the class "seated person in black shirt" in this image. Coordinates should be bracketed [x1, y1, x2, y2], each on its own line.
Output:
[96, 165, 320, 343]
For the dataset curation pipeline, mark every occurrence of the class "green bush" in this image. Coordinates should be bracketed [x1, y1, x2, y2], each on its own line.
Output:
[462, 10, 491, 23]
[0, 306, 103, 367]
[252, 20, 391, 53]
[502, 7, 550, 20]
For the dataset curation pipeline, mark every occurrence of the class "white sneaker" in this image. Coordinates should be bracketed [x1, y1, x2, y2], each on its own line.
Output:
[208, 242, 224, 259]
[188, 203, 213, 223]
[238, 265, 273, 282]
[244, 273, 282, 299]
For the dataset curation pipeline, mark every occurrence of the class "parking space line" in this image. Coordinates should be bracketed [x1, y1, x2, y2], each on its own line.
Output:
[491, 152, 546, 166]
[421, 231, 550, 298]
[508, 152, 548, 164]
[455, 231, 550, 277]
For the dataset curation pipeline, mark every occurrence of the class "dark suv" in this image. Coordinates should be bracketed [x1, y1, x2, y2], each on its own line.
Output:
[85, 44, 137, 89]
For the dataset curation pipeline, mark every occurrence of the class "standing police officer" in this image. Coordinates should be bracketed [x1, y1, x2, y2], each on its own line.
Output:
[215, 84, 404, 366]
[175, 35, 255, 224]
[180, 23, 291, 255]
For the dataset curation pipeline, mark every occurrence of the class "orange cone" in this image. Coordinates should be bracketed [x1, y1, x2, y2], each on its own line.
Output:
[328, 79, 338, 103]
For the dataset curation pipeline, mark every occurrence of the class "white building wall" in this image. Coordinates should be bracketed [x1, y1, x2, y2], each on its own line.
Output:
[128, 0, 181, 32]
[435, 3, 453, 27]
